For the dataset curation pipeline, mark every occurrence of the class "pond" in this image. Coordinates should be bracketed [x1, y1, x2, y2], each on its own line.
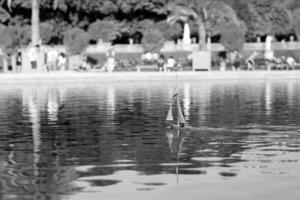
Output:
[0, 80, 299, 200]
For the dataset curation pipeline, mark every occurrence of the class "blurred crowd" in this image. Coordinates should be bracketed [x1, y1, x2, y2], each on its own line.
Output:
[217, 50, 298, 71]
[3, 46, 299, 73]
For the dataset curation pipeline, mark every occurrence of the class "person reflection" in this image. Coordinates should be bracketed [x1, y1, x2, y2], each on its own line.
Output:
[166, 130, 188, 183]
[47, 88, 59, 122]
[22, 87, 77, 198]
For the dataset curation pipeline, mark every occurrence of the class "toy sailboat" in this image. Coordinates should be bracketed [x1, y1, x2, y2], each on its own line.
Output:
[166, 93, 186, 128]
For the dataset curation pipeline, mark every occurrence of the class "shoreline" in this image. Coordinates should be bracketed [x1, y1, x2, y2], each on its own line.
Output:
[0, 71, 300, 83]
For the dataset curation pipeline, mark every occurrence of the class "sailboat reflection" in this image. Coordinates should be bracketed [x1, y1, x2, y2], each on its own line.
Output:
[166, 130, 189, 183]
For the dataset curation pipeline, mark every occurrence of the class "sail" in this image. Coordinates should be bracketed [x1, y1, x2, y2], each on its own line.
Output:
[177, 96, 185, 126]
[166, 102, 174, 121]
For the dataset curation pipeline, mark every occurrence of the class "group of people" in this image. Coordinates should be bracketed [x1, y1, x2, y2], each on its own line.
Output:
[28, 45, 67, 72]
[157, 54, 182, 72]
[219, 50, 297, 71]
[5, 45, 67, 73]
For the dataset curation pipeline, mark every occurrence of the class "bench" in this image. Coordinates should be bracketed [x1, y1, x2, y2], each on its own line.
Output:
[136, 65, 158, 72]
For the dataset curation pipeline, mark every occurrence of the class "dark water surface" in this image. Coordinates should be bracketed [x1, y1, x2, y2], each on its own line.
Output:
[0, 80, 299, 200]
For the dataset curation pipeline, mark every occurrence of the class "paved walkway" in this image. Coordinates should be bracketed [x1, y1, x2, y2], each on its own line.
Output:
[0, 71, 300, 83]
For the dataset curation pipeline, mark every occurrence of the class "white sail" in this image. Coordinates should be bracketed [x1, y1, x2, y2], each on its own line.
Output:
[166, 102, 174, 121]
[166, 92, 185, 127]
[177, 96, 186, 126]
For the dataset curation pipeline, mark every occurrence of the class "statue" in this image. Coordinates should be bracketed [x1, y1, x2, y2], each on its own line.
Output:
[182, 23, 191, 45]
[264, 35, 274, 71]
[264, 35, 274, 61]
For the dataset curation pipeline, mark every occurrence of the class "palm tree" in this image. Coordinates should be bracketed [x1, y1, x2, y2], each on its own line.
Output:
[31, 0, 40, 45]
[4, 0, 41, 45]
[167, 0, 244, 51]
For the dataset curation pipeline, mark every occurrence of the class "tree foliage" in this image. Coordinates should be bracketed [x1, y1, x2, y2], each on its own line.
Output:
[220, 23, 246, 51]
[141, 28, 165, 53]
[249, 0, 293, 36]
[167, 0, 245, 50]
[1, 0, 300, 51]
[0, 24, 30, 54]
[88, 20, 121, 43]
[63, 27, 90, 55]
[292, 7, 300, 39]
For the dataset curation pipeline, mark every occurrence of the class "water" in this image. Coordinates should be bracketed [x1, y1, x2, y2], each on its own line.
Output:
[0, 80, 300, 200]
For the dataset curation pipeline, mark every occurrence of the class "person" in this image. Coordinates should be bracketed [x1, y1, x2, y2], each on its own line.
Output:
[16, 50, 22, 73]
[157, 54, 165, 72]
[246, 51, 258, 70]
[106, 48, 115, 72]
[176, 58, 184, 71]
[57, 53, 67, 71]
[228, 50, 242, 71]
[165, 56, 176, 72]
[219, 57, 227, 71]
[80, 55, 92, 71]
[234, 50, 243, 71]
[286, 56, 296, 70]
[218, 51, 227, 71]
[28, 45, 39, 70]
[6, 53, 12, 71]
[47, 46, 58, 72]
[228, 50, 235, 71]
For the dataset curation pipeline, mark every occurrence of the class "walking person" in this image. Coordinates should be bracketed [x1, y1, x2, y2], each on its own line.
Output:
[246, 51, 258, 71]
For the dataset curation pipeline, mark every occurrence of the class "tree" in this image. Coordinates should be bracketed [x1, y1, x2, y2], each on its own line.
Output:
[117, 0, 168, 16]
[0, 5, 10, 23]
[220, 23, 246, 51]
[292, 8, 300, 39]
[247, 0, 293, 37]
[3, 0, 39, 45]
[167, 0, 244, 50]
[156, 20, 182, 41]
[141, 28, 165, 53]
[63, 28, 90, 55]
[3, 0, 65, 45]
[88, 20, 121, 43]
[224, 0, 266, 41]
[0, 24, 30, 54]
[31, 0, 39, 45]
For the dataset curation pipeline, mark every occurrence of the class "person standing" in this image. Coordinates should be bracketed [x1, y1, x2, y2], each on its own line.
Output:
[57, 53, 67, 71]
[47, 46, 58, 72]
[16, 50, 22, 73]
[157, 54, 165, 72]
[106, 48, 115, 72]
[233, 50, 243, 71]
[229, 50, 242, 71]
[28, 45, 39, 70]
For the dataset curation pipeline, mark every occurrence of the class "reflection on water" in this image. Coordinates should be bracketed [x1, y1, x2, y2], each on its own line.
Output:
[0, 81, 300, 200]
[183, 83, 191, 121]
[265, 81, 272, 116]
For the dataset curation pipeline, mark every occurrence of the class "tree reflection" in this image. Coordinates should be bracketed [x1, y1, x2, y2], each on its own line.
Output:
[0, 86, 79, 200]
